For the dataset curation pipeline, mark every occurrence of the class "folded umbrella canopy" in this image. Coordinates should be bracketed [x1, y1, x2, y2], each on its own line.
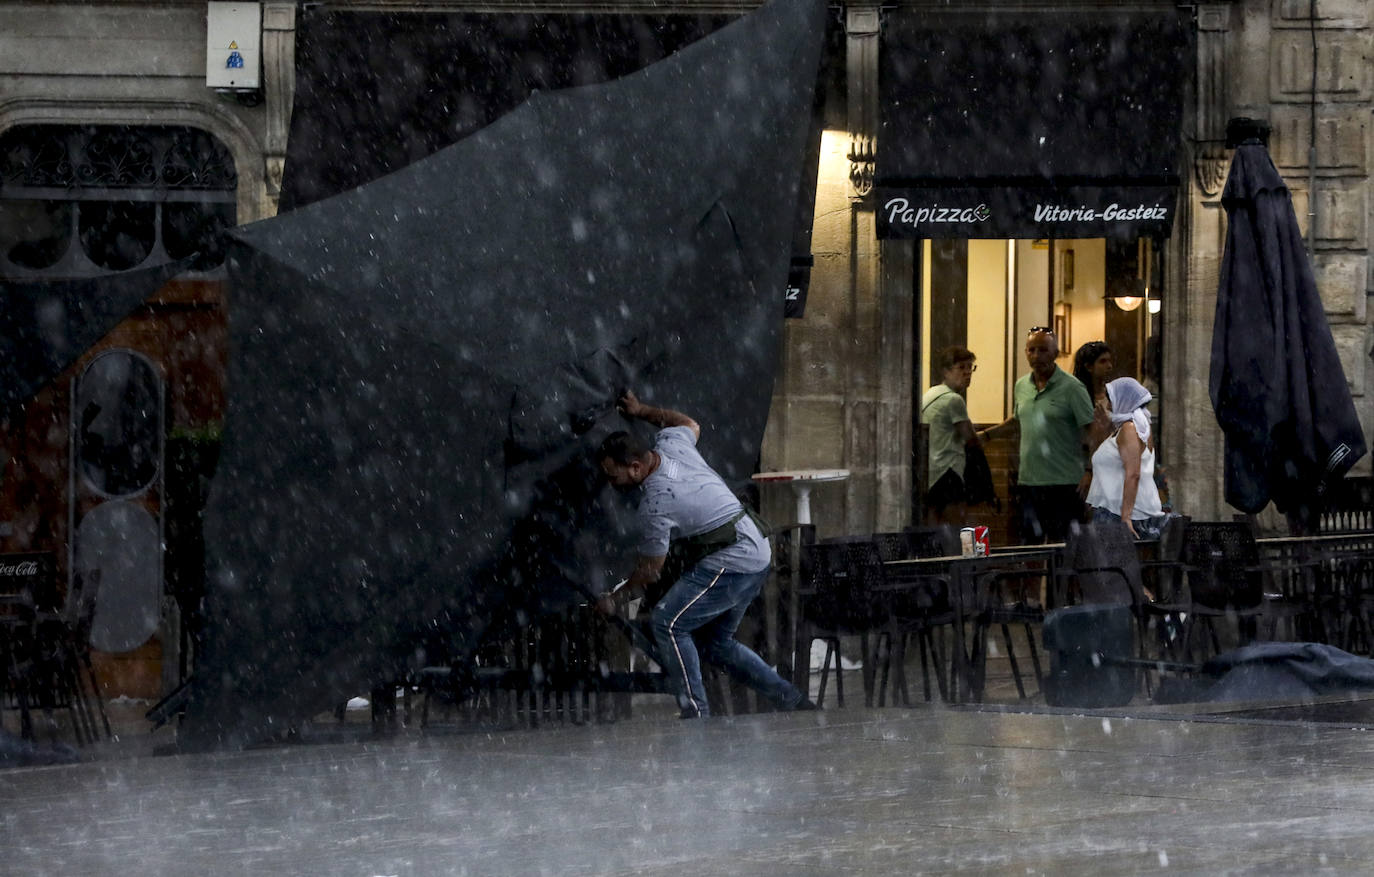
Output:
[1210, 142, 1366, 517]
[181, 0, 825, 748]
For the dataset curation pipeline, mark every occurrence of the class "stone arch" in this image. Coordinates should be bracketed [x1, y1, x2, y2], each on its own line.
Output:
[0, 98, 267, 225]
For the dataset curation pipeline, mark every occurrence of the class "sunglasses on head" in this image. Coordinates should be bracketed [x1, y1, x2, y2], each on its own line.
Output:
[1027, 326, 1055, 336]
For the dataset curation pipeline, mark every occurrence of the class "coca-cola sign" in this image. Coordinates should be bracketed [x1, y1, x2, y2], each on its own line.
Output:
[0, 559, 40, 577]
[0, 553, 54, 605]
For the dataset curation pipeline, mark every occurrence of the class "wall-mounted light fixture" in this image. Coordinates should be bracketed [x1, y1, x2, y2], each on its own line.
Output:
[1106, 277, 1146, 312]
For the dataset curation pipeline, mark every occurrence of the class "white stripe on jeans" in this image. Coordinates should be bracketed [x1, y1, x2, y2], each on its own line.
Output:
[668, 566, 726, 717]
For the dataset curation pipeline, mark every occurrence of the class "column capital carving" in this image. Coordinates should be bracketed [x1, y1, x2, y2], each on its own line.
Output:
[845, 2, 880, 202]
[1194, 157, 1230, 197]
[846, 5, 881, 36]
[1193, 5, 1231, 197]
[261, 2, 296, 209]
[1196, 4, 1230, 32]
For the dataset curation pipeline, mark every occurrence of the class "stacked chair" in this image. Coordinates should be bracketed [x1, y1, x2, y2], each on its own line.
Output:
[1, 558, 109, 745]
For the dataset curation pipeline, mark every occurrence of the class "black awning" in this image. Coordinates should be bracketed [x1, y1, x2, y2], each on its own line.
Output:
[876, 11, 1188, 239]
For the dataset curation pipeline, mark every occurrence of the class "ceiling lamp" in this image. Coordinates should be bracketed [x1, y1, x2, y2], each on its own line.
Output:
[1106, 277, 1146, 312]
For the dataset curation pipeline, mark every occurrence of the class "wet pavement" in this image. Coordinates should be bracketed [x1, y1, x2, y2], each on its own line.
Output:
[4, 694, 1374, 875]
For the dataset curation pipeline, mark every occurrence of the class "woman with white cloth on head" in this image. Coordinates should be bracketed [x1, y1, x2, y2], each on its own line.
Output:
[1085, 377, 1168, 540]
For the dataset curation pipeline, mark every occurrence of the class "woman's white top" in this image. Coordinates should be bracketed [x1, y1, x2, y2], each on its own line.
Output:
[1086, 426, 1164, 520]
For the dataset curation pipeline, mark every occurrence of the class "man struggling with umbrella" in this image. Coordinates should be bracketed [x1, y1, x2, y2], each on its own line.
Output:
[596, 391, 816, 718]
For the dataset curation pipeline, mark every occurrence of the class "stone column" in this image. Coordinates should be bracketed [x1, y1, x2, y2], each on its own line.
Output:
[1167, 3, 1231, 521]
[261, 2, 296, 217]
[841, 2, 896, 534]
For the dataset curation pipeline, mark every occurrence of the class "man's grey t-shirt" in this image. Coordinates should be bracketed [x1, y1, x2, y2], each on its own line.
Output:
[637, 426, 770, 574]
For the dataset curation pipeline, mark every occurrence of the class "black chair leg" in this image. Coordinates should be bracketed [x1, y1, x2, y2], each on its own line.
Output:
[1001, 623, 1027, 700]
[916, 631, 931, 703]
[890, 626, 910, 707]
[929, 628, 949, 702]
[816, 638, 835, 708]
[859, 633, 876, 708]
[874, 634, 886, 707]
[1022, 622, 1044, 695]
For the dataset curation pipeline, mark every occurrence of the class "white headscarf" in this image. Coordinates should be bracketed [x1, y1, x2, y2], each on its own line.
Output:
[1105, 377, 1152, 444]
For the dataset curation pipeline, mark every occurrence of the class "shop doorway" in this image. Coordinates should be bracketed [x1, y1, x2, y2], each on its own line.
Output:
[913, 235, 1166, 538]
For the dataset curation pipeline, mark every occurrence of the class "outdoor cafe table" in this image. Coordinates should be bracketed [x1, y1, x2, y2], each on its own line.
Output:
[751, 469, 850, 526]
[884, 544, 1064, 703]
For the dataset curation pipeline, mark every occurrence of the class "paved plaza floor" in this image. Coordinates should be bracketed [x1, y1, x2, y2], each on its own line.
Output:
[5, 691, 1374, 876]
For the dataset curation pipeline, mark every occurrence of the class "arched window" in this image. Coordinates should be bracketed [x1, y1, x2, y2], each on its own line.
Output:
[0, 125, 237, 277]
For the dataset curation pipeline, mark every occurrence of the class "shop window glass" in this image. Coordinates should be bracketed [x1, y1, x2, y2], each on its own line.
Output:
[79, 201, 156, 271]
[0, 199, 72, 270]
[75, 350, 162, 498]
[0, 124, 236, 278]
[920, 236, 1162, 423]
[163, 202, 235, 269]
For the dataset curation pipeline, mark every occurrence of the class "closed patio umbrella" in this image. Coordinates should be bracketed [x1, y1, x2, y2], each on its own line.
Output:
[1210, 141, 1366, 522]
[180, 0, 826, 748]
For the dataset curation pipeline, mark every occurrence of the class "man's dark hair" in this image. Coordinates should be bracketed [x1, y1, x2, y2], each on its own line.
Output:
[935, 345, 975, 374]
[598, 430, 650, 466]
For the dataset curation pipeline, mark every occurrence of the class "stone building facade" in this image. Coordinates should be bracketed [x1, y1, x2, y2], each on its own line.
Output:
[1, 0, 1371, 694]
[766, 0, 1374, 538]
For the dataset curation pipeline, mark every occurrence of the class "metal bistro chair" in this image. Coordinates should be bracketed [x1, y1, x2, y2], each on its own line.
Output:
[1, 557, 108, 745]
[971, 559, 1050, 702]
[1154, 521, 1312, 662]
[1057, 519, 1190, 700]
[797, 539, 893, 708]
[874, 527, 958, 704]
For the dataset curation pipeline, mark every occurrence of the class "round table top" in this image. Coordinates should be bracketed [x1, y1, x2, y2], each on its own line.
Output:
[751, 468, 850, 484]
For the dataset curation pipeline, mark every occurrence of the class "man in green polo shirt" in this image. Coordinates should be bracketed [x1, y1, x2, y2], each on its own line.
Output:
[980, 327, 1095, 543]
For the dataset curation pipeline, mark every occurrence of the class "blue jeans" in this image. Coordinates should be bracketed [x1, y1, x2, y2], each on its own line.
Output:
[1091, 506, 1168, 541]
[650, 564, 804, 718]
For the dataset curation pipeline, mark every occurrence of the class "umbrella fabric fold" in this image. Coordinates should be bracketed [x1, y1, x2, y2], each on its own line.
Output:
[0, 259, 189, 413]
[182, 0, 826, 748]
[1210, 143, 1366, 516]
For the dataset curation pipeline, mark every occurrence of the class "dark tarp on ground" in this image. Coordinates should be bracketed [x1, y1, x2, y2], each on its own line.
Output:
[1210, 143, 1366, 517]
[874, 10, 1187, 239]
[0, 260, 188, 414]
[181, 0, 827, 749]
[1198, 642, 1374, 703]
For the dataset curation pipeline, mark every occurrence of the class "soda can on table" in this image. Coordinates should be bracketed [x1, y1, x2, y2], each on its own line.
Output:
[959, 527, 976, 557]
[972, 525, 990, 556]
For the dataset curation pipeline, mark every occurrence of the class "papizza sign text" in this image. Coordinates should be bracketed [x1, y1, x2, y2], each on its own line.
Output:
[876, 186, 1176, 239]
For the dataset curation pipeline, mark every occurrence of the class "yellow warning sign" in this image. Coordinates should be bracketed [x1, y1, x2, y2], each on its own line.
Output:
[229, 40, 238, 49]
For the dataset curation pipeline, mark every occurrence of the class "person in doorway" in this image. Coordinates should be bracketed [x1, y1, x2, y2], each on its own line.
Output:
[1072, 340, 1115, 404]
[1086, 377, 1168, 540]
[1073, 340, 1116, 451]
[596, 390, 815, 718]
[922, 346, 981, 526]
[981, 327, 1095, 543]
